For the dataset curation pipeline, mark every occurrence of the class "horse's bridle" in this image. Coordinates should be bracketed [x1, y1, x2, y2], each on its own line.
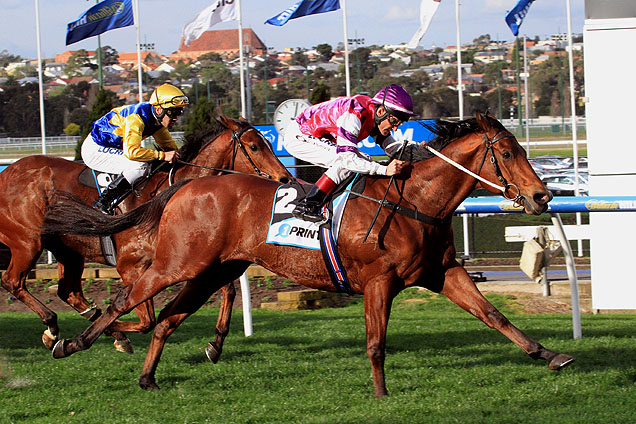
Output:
[230, 125, 271, 179]
[476, 131, 523, 205]
[169, 125, 273, 185]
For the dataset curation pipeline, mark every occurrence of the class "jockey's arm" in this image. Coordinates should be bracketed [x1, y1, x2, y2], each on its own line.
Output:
[335, 112, 388, 176]
[122, 115, 171, 161]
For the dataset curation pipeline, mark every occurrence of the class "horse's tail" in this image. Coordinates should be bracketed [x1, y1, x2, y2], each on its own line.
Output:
[42, 179, 192, 237]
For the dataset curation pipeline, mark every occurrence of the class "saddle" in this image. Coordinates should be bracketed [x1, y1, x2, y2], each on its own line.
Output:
[267, 175, 364, 295]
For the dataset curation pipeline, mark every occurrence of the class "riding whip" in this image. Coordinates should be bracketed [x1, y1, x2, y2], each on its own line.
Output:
[362, 138, 410, 243]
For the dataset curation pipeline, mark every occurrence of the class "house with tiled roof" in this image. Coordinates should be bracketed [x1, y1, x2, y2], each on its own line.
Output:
[117, 51, 163, 70]
[55, 50, 96, 64]
[171, 28, 266, 61]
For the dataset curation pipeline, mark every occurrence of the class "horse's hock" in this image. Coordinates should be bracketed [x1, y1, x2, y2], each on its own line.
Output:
[260, 289, 341, 310]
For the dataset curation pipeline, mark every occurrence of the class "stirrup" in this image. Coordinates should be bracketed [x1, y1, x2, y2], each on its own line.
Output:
[292, 205, 327, 224]
[92, 199, 113, 215]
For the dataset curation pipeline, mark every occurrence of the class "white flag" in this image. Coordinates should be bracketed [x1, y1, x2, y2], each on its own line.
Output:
[182, 1, 238, 46]
[407, 0, 441, 49]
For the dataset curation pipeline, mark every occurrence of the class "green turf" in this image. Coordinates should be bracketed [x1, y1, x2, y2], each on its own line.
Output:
[1, 291, 634, 423]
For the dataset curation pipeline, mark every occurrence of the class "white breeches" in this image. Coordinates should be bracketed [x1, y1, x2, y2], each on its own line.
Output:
[81, 134, 150, 184]
[283, 120, 377, 185]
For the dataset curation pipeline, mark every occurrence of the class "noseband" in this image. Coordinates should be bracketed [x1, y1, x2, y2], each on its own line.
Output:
[477, 131, 523, 205]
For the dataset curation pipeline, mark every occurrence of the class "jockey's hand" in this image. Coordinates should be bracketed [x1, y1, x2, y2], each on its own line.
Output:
[163, 150, 179, 163]
[386, 159, 409, 177]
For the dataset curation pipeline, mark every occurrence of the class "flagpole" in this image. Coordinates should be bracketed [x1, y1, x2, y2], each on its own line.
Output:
[34, 0, 46, 155]
[455, 0, 470, 258]
[342, 0, 351, 96]
[523, 34, 530, 156]
[133, 0, 143, 102]
[455, 0, 463, 120]
[237, 0, 247, 117]
[565, 0, 582, 256]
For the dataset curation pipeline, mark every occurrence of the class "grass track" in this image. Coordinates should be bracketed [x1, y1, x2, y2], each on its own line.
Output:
[1, 291, 635, 423]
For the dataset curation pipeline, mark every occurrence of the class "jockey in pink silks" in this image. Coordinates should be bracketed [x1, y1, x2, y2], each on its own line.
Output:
[283, 84, 417, 224]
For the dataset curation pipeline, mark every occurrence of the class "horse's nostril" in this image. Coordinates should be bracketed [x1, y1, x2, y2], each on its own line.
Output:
[534, 191, 552, 205]
[280, 177, 290, 184]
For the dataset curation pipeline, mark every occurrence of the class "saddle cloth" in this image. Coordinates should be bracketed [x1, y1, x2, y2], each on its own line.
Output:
[266, 179, 354, 250]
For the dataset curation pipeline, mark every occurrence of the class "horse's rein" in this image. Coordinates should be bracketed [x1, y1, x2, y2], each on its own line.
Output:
[424, 131, 523, 205]
[167, 125, 272, 185]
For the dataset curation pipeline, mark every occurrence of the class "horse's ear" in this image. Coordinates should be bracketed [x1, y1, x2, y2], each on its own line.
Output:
[213, 107, 233, 128]
[475, 111, 491, 133]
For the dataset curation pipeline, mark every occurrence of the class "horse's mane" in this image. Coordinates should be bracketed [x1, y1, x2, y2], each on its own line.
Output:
[409, 115, 506, 162]
[177, 117, 249, 163]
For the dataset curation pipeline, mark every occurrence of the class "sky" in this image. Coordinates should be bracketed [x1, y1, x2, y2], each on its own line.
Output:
[1, 0, 585, 60]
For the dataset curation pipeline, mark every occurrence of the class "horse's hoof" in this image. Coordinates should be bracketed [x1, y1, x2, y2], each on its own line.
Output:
[114, 339, 134, 354]
[548, 353, 574, 370]
[139, 377, 160, 391]
[42, 329, 59, 351]
[205, 342, 221, 364]
[52, 339, 69, 359]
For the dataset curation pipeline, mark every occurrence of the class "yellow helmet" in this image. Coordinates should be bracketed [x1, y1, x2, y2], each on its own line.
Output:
[149, 84, 189, 108]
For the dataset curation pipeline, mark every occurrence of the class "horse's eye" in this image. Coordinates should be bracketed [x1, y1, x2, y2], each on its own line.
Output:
[502, 151, 512, 160]
[250, 144, 259, 152]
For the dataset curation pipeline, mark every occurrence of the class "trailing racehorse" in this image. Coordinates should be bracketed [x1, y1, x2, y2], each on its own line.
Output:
[43, 112, 573, 398]
[0, 110, 291, 352]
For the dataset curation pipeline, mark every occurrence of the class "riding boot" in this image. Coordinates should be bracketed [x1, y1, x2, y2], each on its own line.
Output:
[92, 174, 132, 215]
[292, 174, 337, 224]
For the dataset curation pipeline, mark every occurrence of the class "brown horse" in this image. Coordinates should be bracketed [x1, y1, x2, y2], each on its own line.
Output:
[43, 112, 573, 398]
[0, 111, 291, 352]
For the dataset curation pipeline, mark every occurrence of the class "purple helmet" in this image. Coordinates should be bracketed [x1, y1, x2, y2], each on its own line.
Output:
[371, 84, 416, 121]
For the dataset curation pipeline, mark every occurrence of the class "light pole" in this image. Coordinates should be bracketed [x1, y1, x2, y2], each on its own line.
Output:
[347, 36, 364, 94]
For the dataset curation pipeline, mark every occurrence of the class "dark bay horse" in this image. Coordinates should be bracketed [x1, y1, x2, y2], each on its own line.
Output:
[0, 111, 291, 352]
[43, 112, 573, 398]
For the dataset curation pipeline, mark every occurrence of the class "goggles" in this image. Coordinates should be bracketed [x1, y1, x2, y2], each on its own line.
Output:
[387, 114, 405, 127]
[162, 95, 189, 108]
[164, 107, 184, 118]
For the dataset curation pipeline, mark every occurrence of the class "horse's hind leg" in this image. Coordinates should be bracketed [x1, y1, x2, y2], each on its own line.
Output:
[52, 245, 133, 353]
[139, 276, 223, 390]
[0, 245, 60, 348]
[52, 262, 187, 359]
[440, 264, 574, 370]
[205, 282, 236, 364]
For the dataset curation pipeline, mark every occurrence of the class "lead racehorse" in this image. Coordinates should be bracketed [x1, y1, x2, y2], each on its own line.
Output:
[0, 110, 291, 352]
[44, 112, 573, 398]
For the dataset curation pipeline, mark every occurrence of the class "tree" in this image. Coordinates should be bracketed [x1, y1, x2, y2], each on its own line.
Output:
[64, 123, 81, 136]
[170, 61, 194, 82]
[97, 46, 119, 66]
[65, 49, 90, 77]
[0, 49, 21, 68]
[75, 89, 115, 159]
[315, 43, 334, 62]
[183, 97, 215, 137]
[472, 34, 491, 47]
[289, 50, 308, 67]
[0, 82, 41, 136]
[309, 83, 330, 104]
[253, 56, 282, 81]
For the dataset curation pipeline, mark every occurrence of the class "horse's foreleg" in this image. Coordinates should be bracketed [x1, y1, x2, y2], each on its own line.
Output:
[139, 278, 219, 390]
[0, 247, 60, 348]
[363, 281, 396, 399]
[205, 282, 236, 364]
[440, 265, 574, 369]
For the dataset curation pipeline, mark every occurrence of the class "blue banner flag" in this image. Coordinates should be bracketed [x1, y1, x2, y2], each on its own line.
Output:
[265, 0, 340, 26]
[504, 0, 535, 36]
[66, 0, 134, 45]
